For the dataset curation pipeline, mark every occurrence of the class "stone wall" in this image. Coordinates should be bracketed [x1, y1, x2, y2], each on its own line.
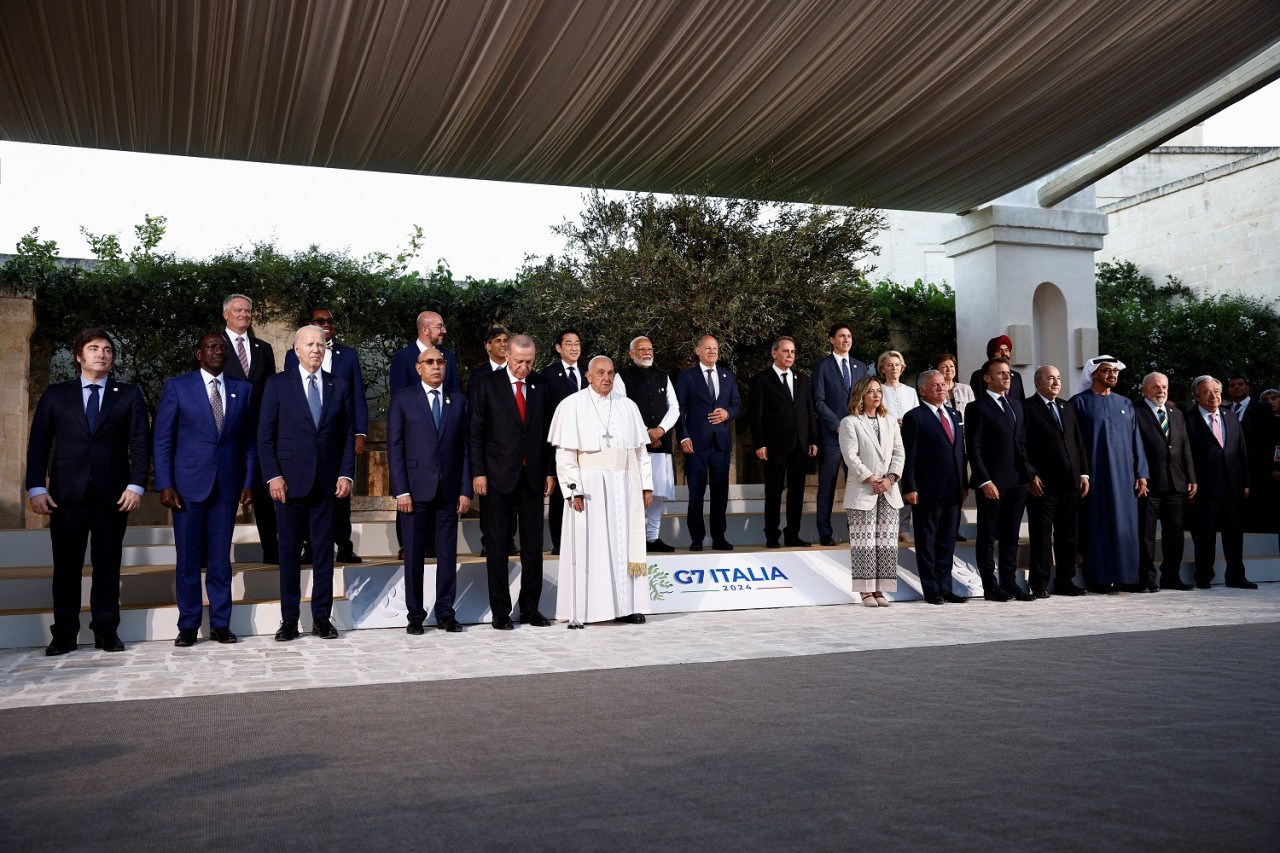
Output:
[1, 297, 35, 529]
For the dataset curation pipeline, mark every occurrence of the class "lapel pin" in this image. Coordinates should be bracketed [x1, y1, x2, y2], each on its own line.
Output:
[230, 393, 237, 399]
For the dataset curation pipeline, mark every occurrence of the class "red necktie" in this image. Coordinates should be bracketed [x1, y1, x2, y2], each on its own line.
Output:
[939, 407, 954, 443]
[515, 380, 526, 423]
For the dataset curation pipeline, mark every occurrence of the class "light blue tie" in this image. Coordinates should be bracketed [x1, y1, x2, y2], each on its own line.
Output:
[430, 389, 442, 430]
[307, 374, 322, 428]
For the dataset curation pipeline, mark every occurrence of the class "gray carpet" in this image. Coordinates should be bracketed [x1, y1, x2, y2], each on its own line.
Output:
[2, 624, 1277, 852]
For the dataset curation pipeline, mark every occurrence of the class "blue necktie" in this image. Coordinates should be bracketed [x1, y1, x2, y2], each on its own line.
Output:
[430, 389, 442, 430]
[567, 366, 578, 389]
[86, 383, 100, 431]
[841, 358, 851, 390]
[705, 368, 715, 400]
[307, 374, 322, 428]
[1048, 400, 1061, 430]
[1000, 395, 1015, 425]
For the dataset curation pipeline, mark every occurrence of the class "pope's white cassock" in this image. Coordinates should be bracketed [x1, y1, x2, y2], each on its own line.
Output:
[549, 386, 654, 622]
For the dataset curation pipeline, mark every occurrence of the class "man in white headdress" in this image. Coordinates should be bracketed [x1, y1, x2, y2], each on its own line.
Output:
[1073, 355, 1149, 592]
[549, 356, 654, 624]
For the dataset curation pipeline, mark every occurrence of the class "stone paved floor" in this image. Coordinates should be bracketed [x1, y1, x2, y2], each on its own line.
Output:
[2, 584, 1277, 709]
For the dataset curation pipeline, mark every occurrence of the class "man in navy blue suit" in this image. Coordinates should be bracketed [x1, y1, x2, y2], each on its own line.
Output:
[258, 325, 357, 640]
[154, 333, 257, 647]
[810, 323, 868, 546]
[26, 328, 150, 655]
[901, 369, 968, 605]
[390, 311, 461, 395]
[966, 357, 1036, 602]
[219, 294, 279, 563]
[1185, 375, 1256, 590]
[676, 335, 742, 551]
[284, 308, 368, 563]
[540, 329, 587, 555]
[389, 347, 473, 633]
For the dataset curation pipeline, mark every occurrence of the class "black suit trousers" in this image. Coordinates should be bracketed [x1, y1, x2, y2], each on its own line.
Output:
[274, 485, 336, 622]
[402, 494, 460, 623]
[815, 441, 847, 539]
[911, 501, 960, 599]
[1027, 486, 1080, 592]
[1190, 496, 1247, 585]
[48, 483, 129, 639]
[975, 486, 1028, 593]
[763, 448, 807, 541]
[252, 481, 280, 560]
[1139, 491, 1187, 586]
[685, 447, 730, 544]
[481, 477, 545, 618]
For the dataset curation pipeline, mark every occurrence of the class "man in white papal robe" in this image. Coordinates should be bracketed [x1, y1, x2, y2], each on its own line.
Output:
[549, 356, 654, 624]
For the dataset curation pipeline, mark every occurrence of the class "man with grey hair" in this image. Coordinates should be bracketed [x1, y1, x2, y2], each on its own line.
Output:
[615, 335, 680, 552]
[750, 336, 818, 548]
[219, 293, 279, 562]
[1135, 371, 1197, 591]
[1184, 375, 1255, 589]
[258, 325, 357, 640]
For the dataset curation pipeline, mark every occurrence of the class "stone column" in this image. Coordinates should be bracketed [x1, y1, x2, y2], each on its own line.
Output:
[942, 184, 1108, 394]
[1, 295, 36, 529]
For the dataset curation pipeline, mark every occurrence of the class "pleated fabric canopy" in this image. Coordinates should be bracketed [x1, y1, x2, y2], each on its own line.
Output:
[2, 0, 1278, 212]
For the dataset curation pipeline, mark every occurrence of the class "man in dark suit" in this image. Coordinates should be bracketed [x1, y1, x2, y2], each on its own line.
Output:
[901, 369, 968, 605]
[26, 328, 150, 655]
[470, 326, 510, 386]
[676, 335, 742, 551]
[1024, 365, 1090, 597]
[749, 336, 818, 548]
[1135, 371, 1197, 591]
[258, 325, 357, 640]
[811, 322, 868, 546]
[1184, 375, 1255, 589]
[540, 329, 587, 555]
[284, 308, 368, 563]
[220, 293, 279, 562]
[968, 335, 1026, 400]
[617, 335, 681, 553]
[154, 333, 256, 647]
[389, 347, 472, 634]
[389, 310, 461, 396]
[468, 334, 556, 629]
[965, 357, 1036, 602]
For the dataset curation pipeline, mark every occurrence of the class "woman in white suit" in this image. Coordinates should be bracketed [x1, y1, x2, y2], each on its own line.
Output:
[840, 376, 905, 606]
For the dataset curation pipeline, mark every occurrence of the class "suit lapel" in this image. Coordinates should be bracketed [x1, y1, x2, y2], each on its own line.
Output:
[416, 385, 440, 437]
[289, 371, 317, 433]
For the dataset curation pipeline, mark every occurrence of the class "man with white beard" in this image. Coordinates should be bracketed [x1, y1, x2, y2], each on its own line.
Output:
[550, 356, 654, 625]
[614, 336, 680, 552]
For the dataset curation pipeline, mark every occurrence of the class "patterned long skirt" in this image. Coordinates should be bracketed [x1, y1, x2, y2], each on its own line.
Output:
[847, 495, 899, 592]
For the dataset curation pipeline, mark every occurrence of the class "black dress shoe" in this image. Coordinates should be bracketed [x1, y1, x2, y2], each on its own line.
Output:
[406, 621, 425, 635]
[1088, 583, 1115, 594]
[1195, 581, 1212, 589]
[520, 611, 552, 627]
[45, 637, 77, 656]
[1161, 581, 1194, 591]
[262, 550, 280, 565]
[210, 627, 238, 644]
[1031, 589, 1051, 600]
[335, 550, 363, 564]
[647, 538, 676, 553]
[984, 589, 1012, 602]
[492, 618, 515, 630]
[784, 537, 810, 548]
[549, 547, 560, 556]
[510, 545, 520, 556]
[712, 540, 734, 551]
[1145, 584, 1161, 593]
[941, 591, 968, 603]
[689, 543, 704, 551]
[766, 540, 781, 549]
[480, 546, 488, 557]
[819, 537, 838, 547]
[174, 629, 199, 647]
[1054, 583, 1087, 596]
[924, 595, 945, 605]
[614, 613, 647, 624]
[1226, 579, 1259, 589]
[275, 620, 301, 641]
[95, 632, 125, 652]
[436, 616, 464, 633]
[397, 548, 405, 560]
[1008, 587, 1036, 602]
[311, 618, 340, 639]
[300, 546, 314, 565]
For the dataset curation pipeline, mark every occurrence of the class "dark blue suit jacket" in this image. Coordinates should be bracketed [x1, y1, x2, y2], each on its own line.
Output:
[540, 360, 588, 414]
[285, 342, 368, 436]
[1185, 406, 1249, 501]
[965, 391, 1034, 491]
[811, 354, 867, 443]
[676, 364, 742, 451]
[388, 384, 473, 503]
[901, 403, 966, 505]
[390, 343, 461, 396]
[153, 371, 256, 501]
[257, 368, 356, 497]
[26, 377, 150, 505]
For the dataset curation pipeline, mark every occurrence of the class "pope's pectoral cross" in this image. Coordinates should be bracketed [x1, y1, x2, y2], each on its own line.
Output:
[602, 429, 614, 446]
